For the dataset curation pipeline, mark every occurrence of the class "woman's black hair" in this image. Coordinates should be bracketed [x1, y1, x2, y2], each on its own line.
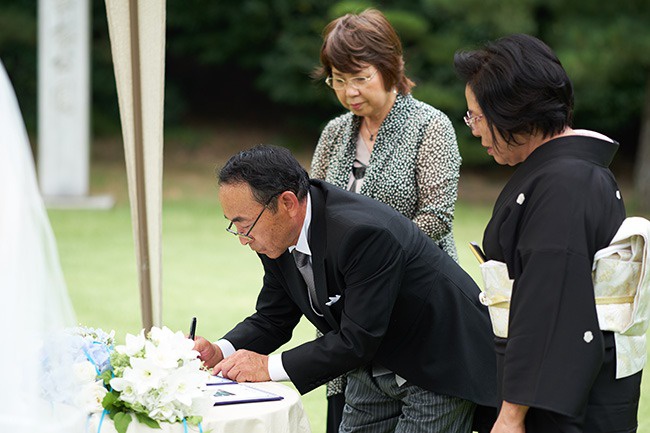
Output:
[454, 33, 574, 148]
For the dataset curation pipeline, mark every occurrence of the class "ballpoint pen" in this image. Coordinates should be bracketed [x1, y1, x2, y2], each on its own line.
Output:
[189, 317, 197, 340]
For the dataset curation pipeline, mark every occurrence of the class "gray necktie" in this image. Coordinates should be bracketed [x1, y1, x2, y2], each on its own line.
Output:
[292, 250, 322, 316]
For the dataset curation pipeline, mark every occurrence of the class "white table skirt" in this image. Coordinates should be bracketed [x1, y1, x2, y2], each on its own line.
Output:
[87, 382, 312, 433]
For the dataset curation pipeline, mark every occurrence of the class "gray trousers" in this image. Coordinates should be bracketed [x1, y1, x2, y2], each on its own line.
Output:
[339, 367, 475, 433]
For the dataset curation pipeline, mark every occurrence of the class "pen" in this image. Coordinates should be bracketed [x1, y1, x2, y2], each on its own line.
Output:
[189, 317, 197, 340]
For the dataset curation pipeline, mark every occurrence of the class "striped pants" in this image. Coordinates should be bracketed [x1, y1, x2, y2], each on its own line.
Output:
[339, 367, 475, 433]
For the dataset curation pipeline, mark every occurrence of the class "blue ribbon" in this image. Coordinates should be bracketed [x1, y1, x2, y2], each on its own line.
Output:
[182, 418, 204, 433]
[81, 340, 111, 433]
[96, 409, 108, 433]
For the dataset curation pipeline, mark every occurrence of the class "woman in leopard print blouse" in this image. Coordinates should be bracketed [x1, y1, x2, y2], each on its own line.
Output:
[311, 10, 460, 262]
[310, 8, 462, 433]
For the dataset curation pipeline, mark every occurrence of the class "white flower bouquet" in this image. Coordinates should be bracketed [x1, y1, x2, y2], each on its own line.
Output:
[43, 326, 213, 433]
[102, 326, 213, 433]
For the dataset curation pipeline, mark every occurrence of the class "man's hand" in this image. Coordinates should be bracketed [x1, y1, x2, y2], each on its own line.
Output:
[214, 349, 270, 382]
[193, 336, 223, 368]
[491, 401, 528, 433]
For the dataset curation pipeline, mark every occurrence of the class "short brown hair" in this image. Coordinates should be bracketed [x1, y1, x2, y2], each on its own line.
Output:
[315, 9, 415, 94]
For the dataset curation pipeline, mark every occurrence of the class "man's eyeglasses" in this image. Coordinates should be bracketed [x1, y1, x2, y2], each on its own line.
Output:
[463, 110, 483, 128]
[225, 194, 279, 241]
[325, 70, 378, 91]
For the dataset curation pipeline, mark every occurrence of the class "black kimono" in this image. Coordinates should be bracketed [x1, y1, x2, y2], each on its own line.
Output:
[483, 135, 642, 432]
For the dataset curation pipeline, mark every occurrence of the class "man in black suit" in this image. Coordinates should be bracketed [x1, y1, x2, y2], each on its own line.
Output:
[195, 145, 496, 432]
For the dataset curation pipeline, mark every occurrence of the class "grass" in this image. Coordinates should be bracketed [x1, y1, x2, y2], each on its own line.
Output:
[47, 157, 649, 433]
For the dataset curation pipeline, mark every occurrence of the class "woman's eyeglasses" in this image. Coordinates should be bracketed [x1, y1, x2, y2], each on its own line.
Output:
[326, 70, 378, 90]
[463, 110, 483, 128]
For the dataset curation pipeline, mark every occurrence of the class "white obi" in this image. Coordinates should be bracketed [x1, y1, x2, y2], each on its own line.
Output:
[478, 216, 650, 379]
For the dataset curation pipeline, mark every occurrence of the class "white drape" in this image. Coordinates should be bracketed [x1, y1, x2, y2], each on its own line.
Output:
[0, 60, 85, 432]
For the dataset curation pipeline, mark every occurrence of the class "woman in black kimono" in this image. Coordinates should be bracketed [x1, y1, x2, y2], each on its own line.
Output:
[454, 34, 642, 433]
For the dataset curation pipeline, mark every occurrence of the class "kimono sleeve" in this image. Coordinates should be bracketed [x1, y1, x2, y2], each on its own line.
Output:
[501, 176, 605, 417]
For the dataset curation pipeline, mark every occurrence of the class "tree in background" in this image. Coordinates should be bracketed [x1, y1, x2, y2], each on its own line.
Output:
[637, 80, 650, 212]
[2, 0, 649, 209]
[542, 0, 650, 211]
[0, 1, 37, 129]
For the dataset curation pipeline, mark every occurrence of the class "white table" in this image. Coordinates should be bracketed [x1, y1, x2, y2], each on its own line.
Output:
[88, 382, 312, 433]
[203, 382, 312, 433]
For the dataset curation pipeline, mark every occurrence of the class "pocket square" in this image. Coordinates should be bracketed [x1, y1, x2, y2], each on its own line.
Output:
[326, 295, 341, 306]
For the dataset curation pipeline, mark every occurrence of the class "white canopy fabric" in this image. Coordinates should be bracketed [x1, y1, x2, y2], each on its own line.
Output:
[105, 0, 165, 329]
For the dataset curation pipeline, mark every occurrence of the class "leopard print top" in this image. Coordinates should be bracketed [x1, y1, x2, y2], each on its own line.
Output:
[311, 93, 460, 261]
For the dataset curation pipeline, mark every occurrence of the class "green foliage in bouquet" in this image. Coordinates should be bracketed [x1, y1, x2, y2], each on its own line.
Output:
[100, 371, 160, 433]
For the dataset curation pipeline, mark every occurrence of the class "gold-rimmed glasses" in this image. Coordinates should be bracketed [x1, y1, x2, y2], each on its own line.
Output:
[325, 70, 378, 90]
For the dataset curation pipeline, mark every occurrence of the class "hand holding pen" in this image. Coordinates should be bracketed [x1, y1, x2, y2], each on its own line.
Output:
[188, 318, 225, 368]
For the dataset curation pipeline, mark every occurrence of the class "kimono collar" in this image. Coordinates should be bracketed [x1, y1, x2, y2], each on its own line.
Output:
[498, 135, 620, 204]
[522, 134, 619, 170]
[491, 134, 621, 229]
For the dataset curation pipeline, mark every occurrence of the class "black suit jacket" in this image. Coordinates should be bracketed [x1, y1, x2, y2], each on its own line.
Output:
[223, 180, 496, 406]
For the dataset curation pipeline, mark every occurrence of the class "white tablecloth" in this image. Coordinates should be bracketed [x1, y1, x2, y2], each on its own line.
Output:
[88, 382, 312, 433]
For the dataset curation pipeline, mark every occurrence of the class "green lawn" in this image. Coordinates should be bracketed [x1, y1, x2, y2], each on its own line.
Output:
[47, 162, 649, 433]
